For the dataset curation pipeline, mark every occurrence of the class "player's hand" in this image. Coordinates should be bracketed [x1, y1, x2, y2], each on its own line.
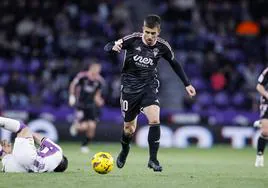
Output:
[69, 95, 76, 106]
[112, 39, 123, 53]
[0, 140, 12, 154]
[95, 97, 104, 107]
[185, 85, 196, 98]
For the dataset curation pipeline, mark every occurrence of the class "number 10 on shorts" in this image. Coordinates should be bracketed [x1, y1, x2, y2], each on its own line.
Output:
[121, 100, 128, 111]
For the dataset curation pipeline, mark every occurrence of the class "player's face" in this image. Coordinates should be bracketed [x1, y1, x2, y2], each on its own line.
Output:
[89, 64, 101, 78]
[142, 26, 160, 46]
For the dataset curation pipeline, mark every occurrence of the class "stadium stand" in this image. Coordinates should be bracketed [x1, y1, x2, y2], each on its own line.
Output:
[0, 0, 268, 125]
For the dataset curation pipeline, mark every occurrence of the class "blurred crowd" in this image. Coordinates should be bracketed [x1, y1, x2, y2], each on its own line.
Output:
[0, 0, 132, 111]
[0, 0, 267, 114]
[155, 0, 268, 113]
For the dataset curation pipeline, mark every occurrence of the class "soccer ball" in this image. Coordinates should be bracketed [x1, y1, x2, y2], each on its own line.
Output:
[91, 152, 114, 174]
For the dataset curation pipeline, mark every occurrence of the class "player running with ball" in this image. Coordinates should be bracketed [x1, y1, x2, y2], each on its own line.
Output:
[104, 14, 196, 172]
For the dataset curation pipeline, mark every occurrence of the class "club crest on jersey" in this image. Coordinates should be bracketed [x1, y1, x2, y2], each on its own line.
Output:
[135, 46, 141, 51]
[133, 55, 153, 65]
[153, 48, 159, 57]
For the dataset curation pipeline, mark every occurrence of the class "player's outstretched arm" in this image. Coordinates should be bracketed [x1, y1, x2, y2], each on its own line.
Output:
[104, 39, 123, 53]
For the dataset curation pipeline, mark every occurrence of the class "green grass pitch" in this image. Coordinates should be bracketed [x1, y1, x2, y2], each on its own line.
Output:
[1, 143, 268, 188]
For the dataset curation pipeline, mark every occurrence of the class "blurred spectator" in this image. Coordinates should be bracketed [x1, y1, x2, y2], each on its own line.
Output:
[202, 51, 219, 80]
[5, 72, 29, 108]
[210, 69, 227, 92]
[0, 87, 7, 113]
[0, 0, 266, 114]
[16, 16, 35, 37]
[236, 20, 260, 36]
[242, 62, 260, 91]
[223, 64, 245, 93]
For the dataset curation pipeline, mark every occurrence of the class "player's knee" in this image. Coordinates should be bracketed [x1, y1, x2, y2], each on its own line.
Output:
[148, 120, 160, 125]
[261, 128, 268, 137]
[124, 127, 135, 135]
[261, 130, 268, 137]
[78, 122, 89, 131]
[261, 123, 268, 136]
[88, 122, 96, 130]
[124, 124, 136, 135]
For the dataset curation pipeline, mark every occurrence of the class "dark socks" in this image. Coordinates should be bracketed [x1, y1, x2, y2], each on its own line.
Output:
[116, 130, 133, 168]
[257, 134, 267, 155]
[120, 131, 133, 150]
[148, 124, 160, 161]
[81, 137, 90, 147]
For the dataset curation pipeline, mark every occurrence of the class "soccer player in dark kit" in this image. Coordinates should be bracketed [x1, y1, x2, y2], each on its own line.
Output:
[68, 62, 104, 153]
[254, 67, 268, 167]
[104, 14, 196, 172]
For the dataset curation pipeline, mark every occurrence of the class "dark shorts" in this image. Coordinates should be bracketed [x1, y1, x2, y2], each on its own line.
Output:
[260, 103, 268, 119]
[75, 106, 98, 122]
[120, 86, 160, 122]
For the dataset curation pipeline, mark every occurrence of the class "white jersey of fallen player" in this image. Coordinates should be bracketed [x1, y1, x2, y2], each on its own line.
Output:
[1, 137, 62, 173]
[33, 142, 63, 173]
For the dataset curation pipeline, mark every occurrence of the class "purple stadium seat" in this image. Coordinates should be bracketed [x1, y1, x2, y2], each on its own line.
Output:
[185, 63, 202, 77]
[214, 91, 229, 108]
[191, 103, 201, 112]
[29, 59, 41, 73]
[28, 81, 39, 95]
[79, 12, 92, 29]
[0, 58, 10, 72]
[191, 78, 208, 92]
[232, 92, 246, 108]
[0, 74, 10, 86]
[42, 91, 57, 106]
[197, 92, 213, 107]
[11, 57, 26, 72]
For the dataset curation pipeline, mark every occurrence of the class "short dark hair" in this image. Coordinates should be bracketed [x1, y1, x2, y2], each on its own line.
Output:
[54, 155, 68, 172]
[144, 14, 161, 29]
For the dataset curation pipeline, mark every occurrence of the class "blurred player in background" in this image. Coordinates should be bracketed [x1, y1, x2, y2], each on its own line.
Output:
[104, 14, 196, 172]
[0, 116, 68, 173]
[68, 62, 104, 153]
[255, 67, 268, 167]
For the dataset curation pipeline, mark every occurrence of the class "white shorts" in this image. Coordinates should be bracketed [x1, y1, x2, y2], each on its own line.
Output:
[12, 137, 37, 170]
[2, 154, 27, 172]
[2, 137, 37, 172]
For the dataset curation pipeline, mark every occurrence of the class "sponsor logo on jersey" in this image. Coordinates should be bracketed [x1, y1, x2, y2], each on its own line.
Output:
[133, 55, 153, 66]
